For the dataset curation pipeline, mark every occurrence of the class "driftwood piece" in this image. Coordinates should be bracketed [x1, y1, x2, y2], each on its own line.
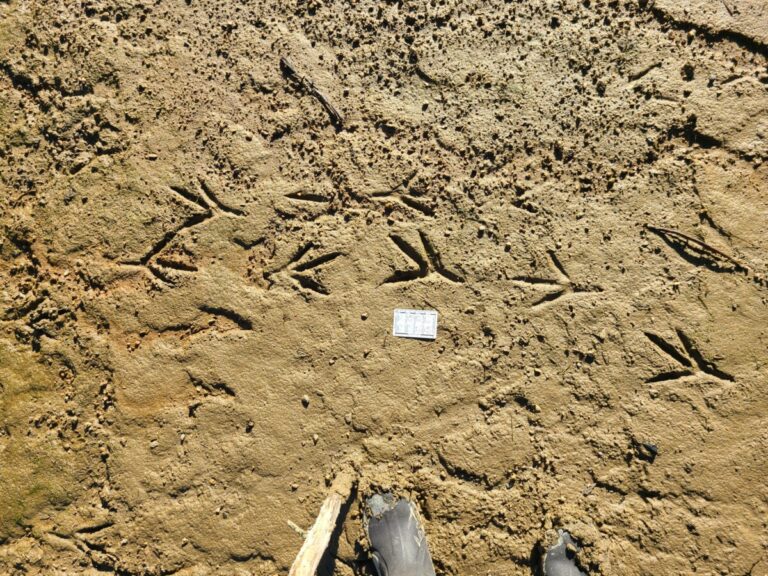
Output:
[288, 471, 353, 576]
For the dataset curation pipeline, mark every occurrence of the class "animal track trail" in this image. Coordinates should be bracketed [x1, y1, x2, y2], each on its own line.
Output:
[370, 171, 435, 217]
[196, 177, 246, 216]
[275, 187, 334, 223]
[284, 191, 332, 204]
[121, 179, 245, 283]
[383, 230, 464, 285]
[279, 172, 435, 221]
[647, 225, 767, 288]
[644, 329, 735, 383]
[646, 225, 749, 275]
[263, 242, 343, 298]
[511, 250, 602, 309]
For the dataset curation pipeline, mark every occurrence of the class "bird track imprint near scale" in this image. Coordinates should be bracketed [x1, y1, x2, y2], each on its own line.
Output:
[383, 230, 464, 285]
[511, 250, 602, 308]
[281, 171, 435, 219]
[263, 242, 343, 297]
[121, 178, 244, 283]
[644, 329, 734, 383]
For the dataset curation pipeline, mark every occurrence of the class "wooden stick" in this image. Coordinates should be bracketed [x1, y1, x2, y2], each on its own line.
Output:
[279, 57, 344, 130]
[288, 472, 353, 576]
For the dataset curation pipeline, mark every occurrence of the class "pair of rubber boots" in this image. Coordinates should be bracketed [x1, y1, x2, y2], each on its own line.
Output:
[366, 493, 586, 576]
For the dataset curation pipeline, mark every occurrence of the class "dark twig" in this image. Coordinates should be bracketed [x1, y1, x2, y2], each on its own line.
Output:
[280, 57, 344, 130]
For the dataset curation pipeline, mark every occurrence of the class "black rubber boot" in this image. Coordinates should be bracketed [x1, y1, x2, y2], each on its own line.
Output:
[541, 530, 587, 576]
[365, 493, 436, 576]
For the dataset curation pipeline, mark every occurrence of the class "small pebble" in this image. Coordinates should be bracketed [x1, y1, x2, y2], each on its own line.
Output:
[312, 433, 319, 445]
[301, 395, 310, 408]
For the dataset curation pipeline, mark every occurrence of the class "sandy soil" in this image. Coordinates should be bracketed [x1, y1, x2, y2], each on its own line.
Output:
[1, 1, 767, 574]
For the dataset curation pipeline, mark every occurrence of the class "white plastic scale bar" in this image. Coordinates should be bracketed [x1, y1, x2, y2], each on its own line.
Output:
[392, 309, 438, 340]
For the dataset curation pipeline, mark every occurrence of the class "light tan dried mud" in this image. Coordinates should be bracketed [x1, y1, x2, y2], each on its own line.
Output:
[1, 1, 767, 575]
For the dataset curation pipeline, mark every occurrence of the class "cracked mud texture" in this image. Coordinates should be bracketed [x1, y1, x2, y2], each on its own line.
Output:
[1, 0, 767, 575]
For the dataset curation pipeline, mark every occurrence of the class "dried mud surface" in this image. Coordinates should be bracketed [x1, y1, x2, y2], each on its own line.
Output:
[1, 1, 767, 575]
